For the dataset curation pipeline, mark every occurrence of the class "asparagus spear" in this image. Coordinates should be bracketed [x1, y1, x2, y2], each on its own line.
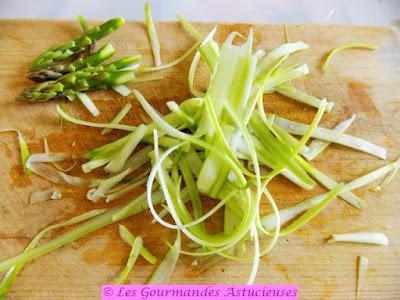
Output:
[19, 56, 140, 102]
[76, 15, 96, 54]
[28, 43, 117, 82]
[77, 15, 90, 33]
[30, 17, 125, 71]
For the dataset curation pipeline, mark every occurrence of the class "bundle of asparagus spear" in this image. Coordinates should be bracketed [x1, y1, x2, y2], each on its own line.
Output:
[19, 16, 140, 109]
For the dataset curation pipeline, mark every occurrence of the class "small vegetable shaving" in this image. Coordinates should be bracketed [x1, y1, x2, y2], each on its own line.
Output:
[0, 129, 31, 174]
[101, 103, 132, 135]
[113, 236, 143, 284]
[357, 256, 369, 300]
[328, 232, 389, 246]
[30, 188, 62, 204]
[371, 155, 400, 191]
[322, 43, 379, 72]
[119, 225, 157, 264]
[144, 2, 162, 67]
[147, 232, 181, 284]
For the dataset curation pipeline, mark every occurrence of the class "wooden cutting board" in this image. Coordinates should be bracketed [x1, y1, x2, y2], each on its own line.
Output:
[0, 20, 399, 300]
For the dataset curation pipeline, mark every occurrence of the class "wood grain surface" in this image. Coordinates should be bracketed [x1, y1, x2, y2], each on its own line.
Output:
[0, 20, 399, 300]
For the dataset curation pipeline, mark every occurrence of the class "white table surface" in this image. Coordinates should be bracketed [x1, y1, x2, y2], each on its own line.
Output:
[0, 0, 399, 28]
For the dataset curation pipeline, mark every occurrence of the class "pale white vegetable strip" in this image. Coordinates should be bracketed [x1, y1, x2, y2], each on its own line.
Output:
[328, 232, 389, 246]
[357, 256, 369, 300]
[262, 160, 399, 229]
[106, 177, 148, 203]
[120, 64, 140, 72]
[105, 125, 147, 173]
[30, 189, 62, 204]
[290, 98, 327, 156]
[112, 85, 132, 96]
[284, 24, 290, 43]
[256, 41, 309, 77]
[144, 2, 161, 66]
[275, 83, 334, 112]
[371, 155, 400, 191]
[271, 124, 310, 155]
[238, 136, 314, 190]
[27, 153, 69, 163]
[303, 156, 399, 206]
[262, 193, 324, 230]
[101, 103, 132, 135]
[254, 49, 265, 60]
[28, 163, 87, 186]
[122, 145, 153, 171]
[57, 105, 136, 131]
[303, 114, 356, 160]
[139, 15, 217, 73]
[87, 167, 133, 202]
[167, 101, 195, 128]
[263, 64, 310, 92]
[272, 115, 387, 159]
[188, 51, 204, 97]
[301, 161, 362, 208]
[26, 153, 88, 186]
[151, 206, 169, 224]
[147, 232, 180, 284]
[82, 158, 110, 173]
[247, 223, 260, 285]
[76, 92, 100, 117]
[43, 137, 76, 172]
[185, 150, 203, 177]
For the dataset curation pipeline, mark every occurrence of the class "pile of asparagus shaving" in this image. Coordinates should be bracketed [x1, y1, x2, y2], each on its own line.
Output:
[1, 3, 398, 296]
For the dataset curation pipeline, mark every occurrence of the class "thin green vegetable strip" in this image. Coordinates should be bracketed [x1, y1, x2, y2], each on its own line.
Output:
[113, 236, 143, 284]
[118, 225, 157, 264]
[274, 83, 334, 112]
[102, 103, 132, 135]
[322, 43, 379, 72]
[262, 159, 400, 229]
[144, 2, 162, 66]
[148, 232, 180, 284]
[0, 209, 105, 298]
[138, 41, 201, 72]
[0, 190, 165, 273]
[284, 24, 290, 43]
[279, 184, 343, 236]
[0, 129, 31, 174]
[371, 155, 400, 191]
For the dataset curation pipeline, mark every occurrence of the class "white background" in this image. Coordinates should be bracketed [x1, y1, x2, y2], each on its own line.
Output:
[0, 0, 399, 28]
